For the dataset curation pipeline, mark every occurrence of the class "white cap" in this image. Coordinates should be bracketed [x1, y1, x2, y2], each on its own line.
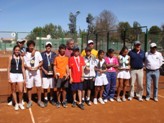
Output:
[17, 39, 26, 43]
[88, 40, 94, 44]
[45, 41, 52, 46]
[150, 43, 157, 48]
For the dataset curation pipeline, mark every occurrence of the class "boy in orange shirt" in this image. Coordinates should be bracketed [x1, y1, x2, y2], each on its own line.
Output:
[69, 46, 85, 110]
[54, 44, 69, 108]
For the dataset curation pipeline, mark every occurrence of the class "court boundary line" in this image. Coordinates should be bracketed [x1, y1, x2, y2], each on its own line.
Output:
[29, 108, 35, 123]
[158, 94, 164, 99]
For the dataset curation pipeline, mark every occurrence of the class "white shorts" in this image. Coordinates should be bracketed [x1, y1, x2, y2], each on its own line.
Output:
[117, 70, 131, 79]
[42, 78, 55, 89]
[95, 74, 108, 86]
[9, 73, 24, 83]
[26, 71, 42, 88]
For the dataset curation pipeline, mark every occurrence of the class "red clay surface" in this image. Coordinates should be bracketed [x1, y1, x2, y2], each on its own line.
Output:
[0, 55, 164, 123]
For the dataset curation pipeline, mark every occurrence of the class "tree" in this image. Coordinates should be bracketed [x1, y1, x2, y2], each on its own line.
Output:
[95, 10, 117, 32]
[131, 21, 142, 40]
[149, 25, 161, 35]
[117, 22, 131, 42]
[86, 13, 94, 33]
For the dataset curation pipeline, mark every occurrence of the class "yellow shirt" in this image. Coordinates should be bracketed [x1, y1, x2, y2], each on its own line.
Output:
[81, 49, 98, 58]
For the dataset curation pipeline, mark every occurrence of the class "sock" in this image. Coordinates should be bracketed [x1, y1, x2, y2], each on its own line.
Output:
[50, 96, 53, 100]
[82, 97, 85, 101]
[87, 97, 90, 101]
[44, 97, 48, 100]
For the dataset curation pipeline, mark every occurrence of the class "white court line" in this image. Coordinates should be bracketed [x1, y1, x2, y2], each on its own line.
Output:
[158, 95, 164, 99]
[0, 68, 7, 72]
[29, 108, 36, 123]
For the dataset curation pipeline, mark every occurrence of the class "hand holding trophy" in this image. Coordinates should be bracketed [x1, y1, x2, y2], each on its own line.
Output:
[30, 57, 36, 71]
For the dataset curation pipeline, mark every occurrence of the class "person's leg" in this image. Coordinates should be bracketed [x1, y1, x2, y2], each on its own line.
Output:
[136, 69, 144, 100]
[27, 88, 32, 102]
[117, 78, 123, 98]
[146, 70, 152, 100]
[152, 70, 160, 101]
[50, 88, 54, 100]
[11, 83, 17, 104]
[100, 86, 104, 98]
[62, 88, 67, 102]
[72, 91, 76, 102]
[78, 90, 82, 104]
[109, 72, 117, 99]
[129, 70, 136, 99]
[44, 89, 48, 100]
[57, 88, 61, 103]
[122, 79, 128, 101]
[103, 72, 110, 100]
[17, 82, 24, 103]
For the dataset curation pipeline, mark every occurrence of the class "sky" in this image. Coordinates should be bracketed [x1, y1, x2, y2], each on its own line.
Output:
[0, 0, 164, 32]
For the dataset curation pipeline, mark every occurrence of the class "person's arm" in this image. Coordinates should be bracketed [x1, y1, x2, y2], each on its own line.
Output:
[159, 53, 164, 67]
[8, 56, 12, 83]
[21, 57, 26, 82]
[41, 66, 48, 75]
[65, 65, 70, 80]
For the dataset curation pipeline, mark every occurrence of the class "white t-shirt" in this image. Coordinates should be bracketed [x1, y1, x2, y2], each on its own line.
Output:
[145, 51, 163, 70]
[83, 56, 96, 79]
[24, 51, 43, 74]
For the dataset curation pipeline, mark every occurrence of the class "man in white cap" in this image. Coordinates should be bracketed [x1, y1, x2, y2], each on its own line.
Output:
[145, 43, 163, 102]
[17, 39, 26, 56]
[128, 40, 145, 101]
[41, 42, 56, 106]
[81, 40, 98, 58]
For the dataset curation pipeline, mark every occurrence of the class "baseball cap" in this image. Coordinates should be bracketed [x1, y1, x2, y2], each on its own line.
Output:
[17, 39, 26, 43]
[88, 40, 94, 44]
[45, 42, 52, 46]
[85, 46, 91, 51]
[134, 41, 141, 45]
[73, 46, 80, 51]
[150, 43, 157, 48]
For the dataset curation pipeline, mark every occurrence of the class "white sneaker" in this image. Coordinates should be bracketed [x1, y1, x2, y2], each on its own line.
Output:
[122, 96, 126, 102]
[19, 103, 25, 110]
[154, 98, 158, 102]
[14, 104, 19, 111]
[109, 98, 115, 102]
[8, 101, 12, 106]
[116, 97, 122, 102]
[104, 99, 108, 103]
[98, 98, 105, 104]
[138, 97, 143, 102]
[145, 97, 150, 101]
[22, 100, 25, 105]
[93, 98, 98, 104]
[128, 97, 132, 101]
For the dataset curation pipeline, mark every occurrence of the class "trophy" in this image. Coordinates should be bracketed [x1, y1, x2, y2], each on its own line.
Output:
[30, 57, 36, 70]
[47, 55, 53, 75]
[47, 63, 53, 75]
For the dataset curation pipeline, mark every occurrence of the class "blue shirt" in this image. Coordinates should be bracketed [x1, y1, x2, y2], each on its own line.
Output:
[128, 49, 145, 69]
[41, 51, 56, 77]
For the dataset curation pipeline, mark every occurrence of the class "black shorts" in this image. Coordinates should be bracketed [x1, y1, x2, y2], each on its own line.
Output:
[83, 79, 94, 90]
[56, 77, 69, 89]
[71, 82, 83, 91]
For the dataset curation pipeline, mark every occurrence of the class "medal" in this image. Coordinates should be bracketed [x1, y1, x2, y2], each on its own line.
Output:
[74, 56, 80, 72]
[15, 58, 19, 70]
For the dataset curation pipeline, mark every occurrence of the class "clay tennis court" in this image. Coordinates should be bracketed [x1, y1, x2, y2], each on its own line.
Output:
[0, 54, 164, 123]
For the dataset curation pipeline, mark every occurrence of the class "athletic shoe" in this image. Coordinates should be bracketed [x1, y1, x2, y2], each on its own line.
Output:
[103, 99, 108, 103]
[154, 97, 158, 102]
[145, 97, 150, 101]
[128, 97, 133, 101]
[72, 101, 77, 107]
[122, 96, 127, 102]
[19, 103, 25, 110]
[56, 102, 61, 108]
[44, 99, 48, 107]
[14, 104, 19, 111]
[37, 101, 45, 108]
[22, 100, 25, 105]
[116, 97, 122, 102]
[26, 101, 32, 108]
[8, 101, 13, 106]
[138, 97, 143, 102]
[98, 98, 105, 104]
[93, 98, 98, 105]
[86, 100, 92, 106]
[78, 103, 84, 110]
[50, 99, 56, 106]
[109, 98, 115, 102]
[62, 101, 68, 108]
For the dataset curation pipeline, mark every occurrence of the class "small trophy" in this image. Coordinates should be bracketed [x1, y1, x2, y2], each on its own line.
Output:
[30, 57, 36, 71]
[47, 63, 53, 75]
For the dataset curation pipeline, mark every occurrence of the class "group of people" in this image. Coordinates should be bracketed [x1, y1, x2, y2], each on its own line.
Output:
[8, 38, 163, 111]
